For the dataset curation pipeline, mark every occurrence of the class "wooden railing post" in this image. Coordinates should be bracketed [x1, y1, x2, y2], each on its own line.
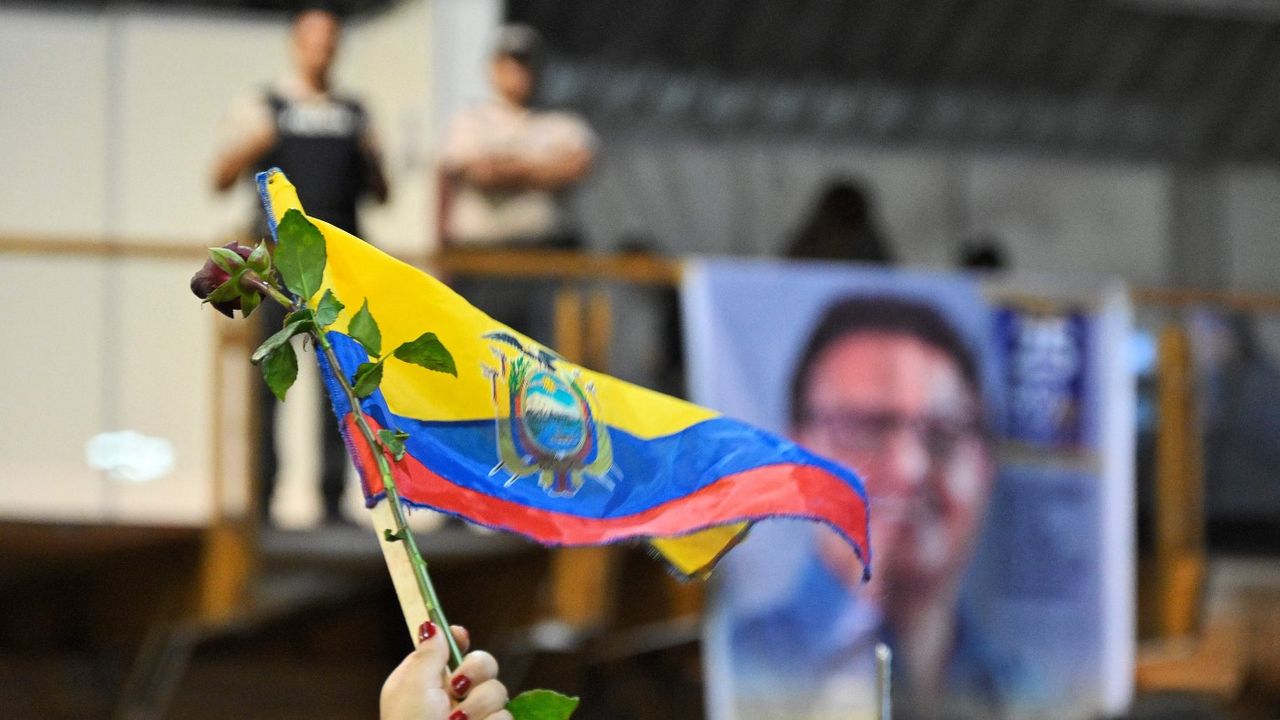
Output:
[195, 315, 260, 621]
[548, 285, 619, 632]
[1153, 324, 1205, 638]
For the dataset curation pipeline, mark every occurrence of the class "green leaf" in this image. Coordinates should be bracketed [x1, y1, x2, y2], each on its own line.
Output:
[506, 690, 579, 720]
[246, 240, 271, 274]
[352, 361, 384, 399]
[393, 332, 457, 376]
[251, 313, 314, 365]
[348, 299, 381, 357]
[204, 278, 241, 304]
[208, 246, 245, 273]
[377, 428, 410, 461]
[240, 287, 262, 318]
[226, 267, 262, 317]
[314, 289, 344, 328]
[261, 342, 298, 402]
[275, 208, 326, 302]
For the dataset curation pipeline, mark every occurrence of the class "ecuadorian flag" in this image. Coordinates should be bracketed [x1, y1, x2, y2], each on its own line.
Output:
[258, 169, 869, 578]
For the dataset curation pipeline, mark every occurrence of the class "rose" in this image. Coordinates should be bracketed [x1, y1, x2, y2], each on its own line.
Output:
[190, 241, 262, 317]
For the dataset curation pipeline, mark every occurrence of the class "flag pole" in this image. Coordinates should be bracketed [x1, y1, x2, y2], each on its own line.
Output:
[222, 182, 466, 670]
[314, 331, 465, 669]
[250, 264, 465, 667]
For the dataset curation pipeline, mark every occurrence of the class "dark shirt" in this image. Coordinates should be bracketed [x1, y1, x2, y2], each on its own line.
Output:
[259, 88, 370, 235]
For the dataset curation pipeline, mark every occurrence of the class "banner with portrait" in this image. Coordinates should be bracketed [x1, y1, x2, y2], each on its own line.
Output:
[683, 259, 1134, 720]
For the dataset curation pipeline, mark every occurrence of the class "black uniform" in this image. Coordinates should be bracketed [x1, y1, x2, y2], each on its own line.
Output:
[255, 87, 373, 523]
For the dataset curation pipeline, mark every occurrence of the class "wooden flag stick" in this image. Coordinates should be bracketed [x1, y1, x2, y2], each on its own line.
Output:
[368, 499, 438, 645]
[314, 332, 464, 668]
[212, 215, 465, 668]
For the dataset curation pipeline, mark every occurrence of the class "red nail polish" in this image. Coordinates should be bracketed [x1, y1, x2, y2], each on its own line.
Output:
[451, 674, 472, 696]
[418, 621, 437, 643]
[448, 711, 468, 720]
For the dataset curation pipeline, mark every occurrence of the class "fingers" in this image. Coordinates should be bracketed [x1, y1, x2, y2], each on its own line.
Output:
[382, 623, 504, 720]
[447, 650, 498, 700]
[450, 625, 471, 654]
[449, 678, 510, 720]
[448, 647, 506, 720]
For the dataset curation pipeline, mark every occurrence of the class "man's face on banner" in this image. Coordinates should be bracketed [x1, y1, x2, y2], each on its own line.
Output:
[795, 330, 992, 603]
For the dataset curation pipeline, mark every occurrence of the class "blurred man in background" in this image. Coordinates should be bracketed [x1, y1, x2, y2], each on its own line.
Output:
[438, 23, 595, 343]
[212, 6, 388, 524]
[731, 296, 1010, 719]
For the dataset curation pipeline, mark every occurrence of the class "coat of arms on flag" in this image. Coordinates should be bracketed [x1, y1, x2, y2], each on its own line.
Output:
[484, 332, 615, 498]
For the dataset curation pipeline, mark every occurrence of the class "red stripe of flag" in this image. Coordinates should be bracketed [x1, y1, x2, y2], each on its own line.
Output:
[347, 416, 868, 553]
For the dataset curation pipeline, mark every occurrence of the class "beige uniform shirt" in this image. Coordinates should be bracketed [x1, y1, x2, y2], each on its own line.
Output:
[440, 100, 594, 246]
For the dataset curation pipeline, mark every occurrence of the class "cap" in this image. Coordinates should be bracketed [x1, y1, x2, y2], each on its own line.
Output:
[493, 23, 543, 65]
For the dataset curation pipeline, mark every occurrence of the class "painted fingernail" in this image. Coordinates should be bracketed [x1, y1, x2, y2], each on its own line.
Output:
[418, 621, 437, 644]
[451, 674, 472, 696]
[448, 711, 468, 720]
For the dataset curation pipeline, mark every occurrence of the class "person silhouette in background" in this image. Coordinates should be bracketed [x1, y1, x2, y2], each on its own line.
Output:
[212, 6, 388, 524]
[438, 23, 595, 344]
[786, 179, 894, 264]
[957, 234, 1009, 272]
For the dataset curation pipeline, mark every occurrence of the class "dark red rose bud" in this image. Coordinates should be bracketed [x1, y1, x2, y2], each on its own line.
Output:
[190, 241, 255, 317]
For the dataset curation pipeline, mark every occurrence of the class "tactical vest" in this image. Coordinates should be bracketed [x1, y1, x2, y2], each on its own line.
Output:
[260, 90, 368, 235]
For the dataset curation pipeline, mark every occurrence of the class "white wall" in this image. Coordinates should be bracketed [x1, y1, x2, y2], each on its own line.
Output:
[430, 0, 502, 136]
[342, 0, 437, 255]
[0, 1, 435, 525]
[0, 8, 111, 237]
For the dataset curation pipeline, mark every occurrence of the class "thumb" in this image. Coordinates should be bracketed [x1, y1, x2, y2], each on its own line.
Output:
[412, 620, 450, 679]
[380, 621, 451, 720]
